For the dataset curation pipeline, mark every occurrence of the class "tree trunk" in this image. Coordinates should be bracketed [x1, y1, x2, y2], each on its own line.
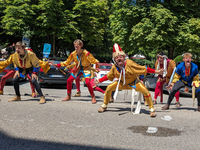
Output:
[53, 34, 56, 57]
[168, 47, 174, 59]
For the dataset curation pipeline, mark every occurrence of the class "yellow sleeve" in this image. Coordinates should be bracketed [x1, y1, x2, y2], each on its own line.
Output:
[107, 65, 115, 81]
[128, 59, 147, 75]
[31, 53, 40, 68]
[60, 53, 74, 67]
[66, 62, 76, 69]
[91, 67, 99, 73]
[166, 60, 176, 83]
[86, 52, 99, 65]
[39, 60, 51, 74]
[0, 54, 13, 73]
[192, 74, 200, 87]
[172, 73, 181, 83]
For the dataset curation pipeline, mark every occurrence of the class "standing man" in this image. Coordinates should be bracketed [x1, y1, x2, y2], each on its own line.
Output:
[95, 43, 163, 117]
[162, 53, 200, 111]
[153, 52, 180, 106]
[51, 39, 99, 103]
[8, 42, 50, 104]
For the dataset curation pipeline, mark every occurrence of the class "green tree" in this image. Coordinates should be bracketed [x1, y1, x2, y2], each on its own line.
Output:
[110, 0, 200, 61]
[73, 0, 107, 49]
[1, 0, 77, 56]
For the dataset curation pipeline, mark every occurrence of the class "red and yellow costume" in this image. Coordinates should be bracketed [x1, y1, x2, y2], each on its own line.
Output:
[154, 58, 180, 103]
[0, 51, 50, 96]
[56, 49, 99, 97]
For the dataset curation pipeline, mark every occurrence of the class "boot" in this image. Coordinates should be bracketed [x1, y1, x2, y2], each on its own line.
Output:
[8, 96, 21, 102]
[62, 93, 71, 101]
[109, 97, 114, 103]
[197, 106, 200, 112]
[150, 111, 156, 117]
[98, 107, 107, 113]
[91, 94, 96, 104]
[162, 104, 170, 110]
[72, 91, 81, 97]
[0, 91, 3, 95]
[39, 96, 46, 104]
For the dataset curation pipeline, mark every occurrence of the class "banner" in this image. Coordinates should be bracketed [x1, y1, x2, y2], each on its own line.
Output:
[43, 43, 51, 58]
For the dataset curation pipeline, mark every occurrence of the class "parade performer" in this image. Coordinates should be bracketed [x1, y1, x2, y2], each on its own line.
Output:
[4, 42, 50, 104]
[90, 69, 105, 94]
[67, 62, 81, 97]
[0, 49, 37, 97]
[51, 39, 99, 103]
[162, 53, 200, 111]
[69, 62, 104, 95]
[95, 43, 163, 117]
[153, 52, 180, 106]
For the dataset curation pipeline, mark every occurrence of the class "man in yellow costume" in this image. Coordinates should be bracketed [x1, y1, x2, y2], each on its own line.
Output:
[0, 42, 50, 104]
[51, 39, 99, 103]
[96, 43, 163, 117]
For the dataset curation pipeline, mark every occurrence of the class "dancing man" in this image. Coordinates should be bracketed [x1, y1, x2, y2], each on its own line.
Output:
[0, 49, 38, 97]
[95, 43, 163, 117]
[153, 52, 180, 106]
[51, 39, 99, 103]
[7, 42, 50, 104]
[162, 53, 200, 111]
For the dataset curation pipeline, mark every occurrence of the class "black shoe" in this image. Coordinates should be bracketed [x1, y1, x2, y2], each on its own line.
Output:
[162, 104, 169, 110]
[197, 106, 200, 112]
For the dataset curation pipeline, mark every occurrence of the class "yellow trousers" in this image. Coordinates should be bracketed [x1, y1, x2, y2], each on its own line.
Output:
[101, 81, 155, 112]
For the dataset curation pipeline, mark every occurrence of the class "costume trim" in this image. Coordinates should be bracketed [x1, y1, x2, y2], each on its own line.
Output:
[15, 67, 19, 71]
[99, 75, 108, 83]
[57, 64, 61, 68]
[144, 94, 151, 97]
[86, 52, 90, 56]
[33, 67, 39, 73]
[147, 67, 155, 74]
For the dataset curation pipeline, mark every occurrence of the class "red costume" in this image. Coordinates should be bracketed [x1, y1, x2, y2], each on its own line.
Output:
[154, 52, 180, 104]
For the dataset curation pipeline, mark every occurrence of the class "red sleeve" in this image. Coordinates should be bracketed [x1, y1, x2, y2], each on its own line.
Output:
[57, 64, 61, 68]
[99, 75, 108, 83]
[147, 67, 155, 73]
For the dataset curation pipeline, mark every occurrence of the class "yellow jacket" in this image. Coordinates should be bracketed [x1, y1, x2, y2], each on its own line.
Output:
[0, 51, 50, 74]
[107, 59, 147, 84]
[59, 49, 99, 76]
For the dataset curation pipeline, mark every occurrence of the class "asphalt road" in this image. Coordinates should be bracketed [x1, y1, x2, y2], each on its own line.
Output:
[0, 81, 200, 150]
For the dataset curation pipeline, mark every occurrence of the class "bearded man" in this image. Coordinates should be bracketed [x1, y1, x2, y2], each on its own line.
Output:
[95, 43, 163, 117]
[153, 52, 180, 106]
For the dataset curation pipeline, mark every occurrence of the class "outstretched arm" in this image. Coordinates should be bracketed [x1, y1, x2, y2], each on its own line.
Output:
[147, 67, 164, 75]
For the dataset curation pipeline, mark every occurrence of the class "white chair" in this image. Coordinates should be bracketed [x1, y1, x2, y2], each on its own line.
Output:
[131, 88, 142, 114]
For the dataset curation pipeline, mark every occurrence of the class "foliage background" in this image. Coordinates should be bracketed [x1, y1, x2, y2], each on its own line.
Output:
[0, 0, 200, 64]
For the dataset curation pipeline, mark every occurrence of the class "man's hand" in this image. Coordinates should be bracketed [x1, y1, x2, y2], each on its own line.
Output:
[155, 68, 164, 75]
[13, 71, 19, 79]
[31, 73, 37, 80]
[166, 83, 174, 91]
[94, 78, 99, 85]
[49, 60, 57, 68]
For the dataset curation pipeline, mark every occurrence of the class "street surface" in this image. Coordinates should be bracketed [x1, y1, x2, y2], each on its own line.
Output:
[0, 81, 200, 150]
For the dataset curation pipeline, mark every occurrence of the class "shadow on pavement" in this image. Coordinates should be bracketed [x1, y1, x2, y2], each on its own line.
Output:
[0, 130, 122, 150]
